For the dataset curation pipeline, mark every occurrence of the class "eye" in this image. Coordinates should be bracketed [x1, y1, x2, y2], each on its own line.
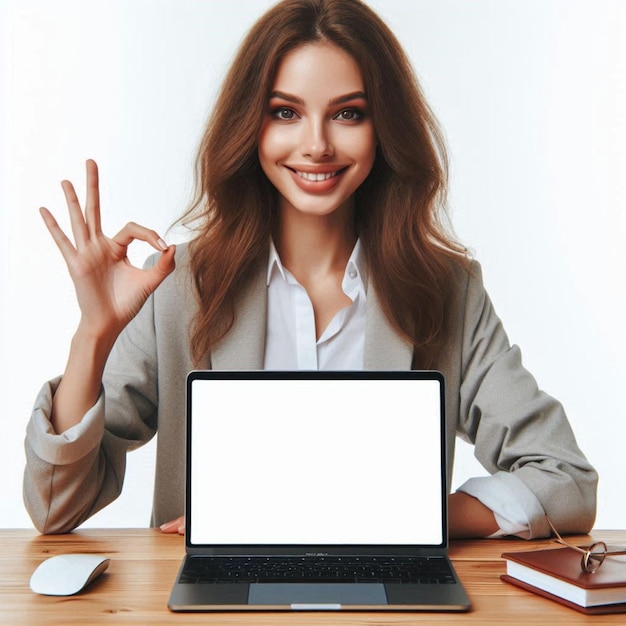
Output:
[271, 106, 298, 121]
[334, 108, 365, 122]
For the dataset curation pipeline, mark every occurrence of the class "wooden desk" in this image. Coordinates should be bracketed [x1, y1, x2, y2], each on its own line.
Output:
[2, 529, 625, 625]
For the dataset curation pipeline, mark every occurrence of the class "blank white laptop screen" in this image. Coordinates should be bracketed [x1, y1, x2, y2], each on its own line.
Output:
[189, 376, 444, 547]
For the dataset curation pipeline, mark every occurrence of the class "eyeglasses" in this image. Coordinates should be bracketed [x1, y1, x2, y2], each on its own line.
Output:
[546, 516, 626, 573]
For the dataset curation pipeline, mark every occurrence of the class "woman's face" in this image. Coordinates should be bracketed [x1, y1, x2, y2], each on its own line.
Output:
[258, 43, 377, 221]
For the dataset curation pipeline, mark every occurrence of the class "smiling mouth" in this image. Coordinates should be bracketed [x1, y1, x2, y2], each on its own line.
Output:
[289, 167, 348, 182]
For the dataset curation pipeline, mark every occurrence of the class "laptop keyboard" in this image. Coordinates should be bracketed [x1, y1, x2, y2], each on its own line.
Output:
[179, 555, 456, 584]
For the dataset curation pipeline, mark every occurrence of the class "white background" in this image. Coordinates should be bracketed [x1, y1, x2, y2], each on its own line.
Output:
[2, 0, 625, 531]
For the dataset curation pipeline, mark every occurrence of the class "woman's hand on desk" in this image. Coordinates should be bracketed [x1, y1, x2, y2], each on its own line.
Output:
[448, 492, 499, 539]
[160, 516, 185, 535]
[160, 496, 498, 539]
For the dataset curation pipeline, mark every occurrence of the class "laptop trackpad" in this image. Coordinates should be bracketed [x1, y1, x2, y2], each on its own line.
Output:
[249, 583, 387, 607]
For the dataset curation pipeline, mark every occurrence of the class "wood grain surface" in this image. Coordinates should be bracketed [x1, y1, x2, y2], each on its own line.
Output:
[2, 529, 625, 625]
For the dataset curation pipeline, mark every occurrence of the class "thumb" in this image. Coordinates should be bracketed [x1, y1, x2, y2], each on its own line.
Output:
[145, 244, 177, 290]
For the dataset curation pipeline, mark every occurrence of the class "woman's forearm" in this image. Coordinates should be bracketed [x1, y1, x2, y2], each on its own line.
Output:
[50, 325, 118, 434]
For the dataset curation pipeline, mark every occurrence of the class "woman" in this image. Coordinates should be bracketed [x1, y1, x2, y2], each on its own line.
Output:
[24, 0, 596, 538]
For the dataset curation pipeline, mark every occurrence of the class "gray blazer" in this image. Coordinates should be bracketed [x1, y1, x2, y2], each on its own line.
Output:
[23, 244, 597, 536]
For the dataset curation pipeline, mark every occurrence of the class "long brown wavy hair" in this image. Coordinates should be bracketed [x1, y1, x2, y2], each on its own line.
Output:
[179, 0, 468, 368]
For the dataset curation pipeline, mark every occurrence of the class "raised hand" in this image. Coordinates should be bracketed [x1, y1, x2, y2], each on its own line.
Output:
[40, 160, 177, 434]
[40, 159, 176, 341]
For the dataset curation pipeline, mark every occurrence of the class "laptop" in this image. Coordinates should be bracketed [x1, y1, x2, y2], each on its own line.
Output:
[168, 370, 471, 612]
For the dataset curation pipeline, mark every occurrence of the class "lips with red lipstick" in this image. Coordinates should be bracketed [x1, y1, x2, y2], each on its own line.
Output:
[284, 164, 350, 193]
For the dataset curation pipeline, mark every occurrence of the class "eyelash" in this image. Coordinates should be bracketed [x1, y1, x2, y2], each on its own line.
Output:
[269, 107, 366, 122]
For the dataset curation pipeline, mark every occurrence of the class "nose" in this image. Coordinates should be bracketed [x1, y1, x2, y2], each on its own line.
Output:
[300, 117, 334, 160]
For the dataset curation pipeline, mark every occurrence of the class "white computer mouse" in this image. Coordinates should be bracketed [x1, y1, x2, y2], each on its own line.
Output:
[30, 553, 111, 596]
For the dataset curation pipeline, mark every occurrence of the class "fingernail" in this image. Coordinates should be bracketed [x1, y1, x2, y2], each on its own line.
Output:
[157, 238, 169, 251]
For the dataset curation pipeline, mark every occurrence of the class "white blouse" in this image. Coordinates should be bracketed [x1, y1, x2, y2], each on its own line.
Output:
[264, 239, 367, 371]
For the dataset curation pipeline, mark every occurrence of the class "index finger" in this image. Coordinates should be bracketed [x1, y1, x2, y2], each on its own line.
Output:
[112, 221, 170, 252]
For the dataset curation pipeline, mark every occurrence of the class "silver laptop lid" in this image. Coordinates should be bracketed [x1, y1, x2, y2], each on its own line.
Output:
[185, 371, 447, 555]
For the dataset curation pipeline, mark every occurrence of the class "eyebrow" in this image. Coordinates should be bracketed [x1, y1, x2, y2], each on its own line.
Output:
[269, 90, 367, 106]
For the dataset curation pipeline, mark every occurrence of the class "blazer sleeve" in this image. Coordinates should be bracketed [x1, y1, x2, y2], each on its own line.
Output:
[456, 261, 598, 538]
[23, 289, 160, 534]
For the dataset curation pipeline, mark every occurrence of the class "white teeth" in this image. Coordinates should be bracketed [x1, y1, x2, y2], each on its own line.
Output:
[295, 170, 338, 182]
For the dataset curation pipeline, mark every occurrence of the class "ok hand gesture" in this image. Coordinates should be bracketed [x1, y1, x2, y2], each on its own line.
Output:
[40, 159, 176, 342]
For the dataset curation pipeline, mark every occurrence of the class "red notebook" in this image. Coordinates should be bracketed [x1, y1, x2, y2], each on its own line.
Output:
[501, 546, 626, 615]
